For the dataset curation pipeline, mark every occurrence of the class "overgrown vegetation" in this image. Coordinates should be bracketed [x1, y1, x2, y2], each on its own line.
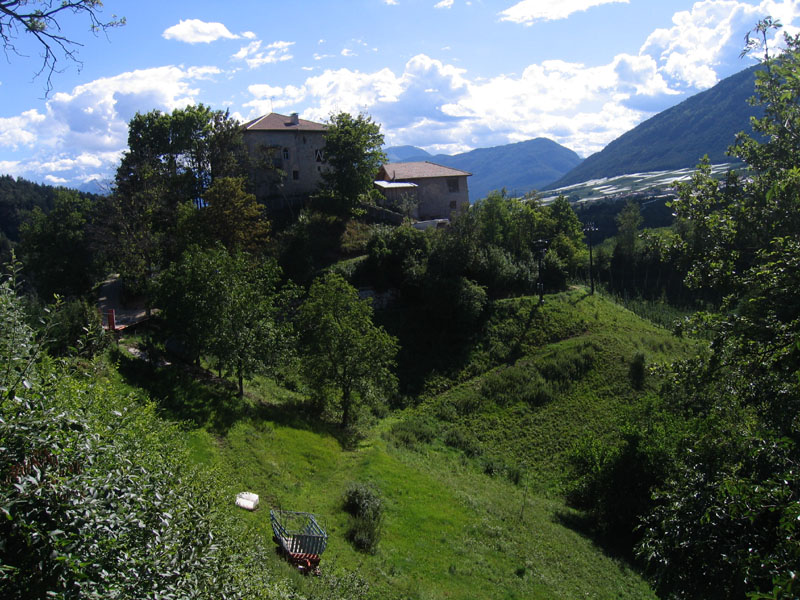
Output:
[4, 17, 800, 599]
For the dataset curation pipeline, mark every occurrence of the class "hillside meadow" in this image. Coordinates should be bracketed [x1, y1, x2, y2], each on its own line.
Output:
[109, 287, 696, 599]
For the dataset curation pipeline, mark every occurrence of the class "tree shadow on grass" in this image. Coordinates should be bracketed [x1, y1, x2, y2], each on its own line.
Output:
[378, 297, 548, 397]
[113, 347, 247, 434]
[113, 346, 356, 447]
[552, 509, 640, 566]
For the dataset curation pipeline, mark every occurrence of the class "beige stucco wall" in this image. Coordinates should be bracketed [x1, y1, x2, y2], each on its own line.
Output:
[407, 176, 470, 220]
[244, 130, 326, 206]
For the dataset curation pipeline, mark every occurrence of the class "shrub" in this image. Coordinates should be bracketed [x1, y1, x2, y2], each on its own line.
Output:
[45, 297, 108, 357]
[388, 414, 436, 448]
[537, 344, 596, 385]
[343, 482, 384, 554]
[450, 387, 484, 415]
[629, 351, 646, 390]
[480, 365, 555, 409]
[482, 456, 503, 476]
[444, 427, 481, 457]
[507, 464, 523, 486]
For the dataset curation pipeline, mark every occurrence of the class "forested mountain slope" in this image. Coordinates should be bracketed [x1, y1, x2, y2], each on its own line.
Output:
[550, 65, 762, 188]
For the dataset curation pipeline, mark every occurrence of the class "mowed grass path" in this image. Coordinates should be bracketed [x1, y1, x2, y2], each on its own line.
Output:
[189, 416, 655, 599]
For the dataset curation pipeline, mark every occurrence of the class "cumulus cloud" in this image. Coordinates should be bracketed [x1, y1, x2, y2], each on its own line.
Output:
[233, 40, 294, 68]
[641, 0, 800, 90]
[435, 0, 455, 8]
[243, 32, 713, 159]
[243, 52, 648, 156]
[499, 0, 630, 25]
[162, 19, 239, 44]
[0, 66, 219, 186]
[0, 109, 47, 150]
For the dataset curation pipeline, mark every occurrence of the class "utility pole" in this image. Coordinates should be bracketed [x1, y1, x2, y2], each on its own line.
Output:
[584, 223, 598, 295]
[533, 238, 549, 304]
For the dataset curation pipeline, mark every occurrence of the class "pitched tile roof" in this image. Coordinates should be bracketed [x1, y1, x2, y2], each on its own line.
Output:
[243, 113, 327, 132]
[379, 161, 472, 180]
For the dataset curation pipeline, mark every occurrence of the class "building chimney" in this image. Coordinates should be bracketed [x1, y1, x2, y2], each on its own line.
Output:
[290, 112, 299, 125]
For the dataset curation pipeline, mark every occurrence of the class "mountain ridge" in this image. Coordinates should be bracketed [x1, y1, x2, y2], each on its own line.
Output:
[549, 65, 763, 188]
[385, 138, 582, 202]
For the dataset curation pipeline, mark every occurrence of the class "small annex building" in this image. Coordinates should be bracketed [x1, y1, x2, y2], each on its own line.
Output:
[375, 161, 471, 221]
[242, 112, 327, 208]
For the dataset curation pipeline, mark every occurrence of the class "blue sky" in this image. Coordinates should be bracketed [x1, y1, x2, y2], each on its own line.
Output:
[1, 0, 798, 187]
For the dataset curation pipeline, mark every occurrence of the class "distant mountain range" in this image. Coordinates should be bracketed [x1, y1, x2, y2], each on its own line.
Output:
[549, 65, 763, 188]
[75, 179, 111, 196]
[385, 138, 582, 202]
[387, 64, 764, 199]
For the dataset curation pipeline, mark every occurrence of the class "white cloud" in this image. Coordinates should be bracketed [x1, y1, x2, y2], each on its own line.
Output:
[233, 40, 294, 68]
[244, 47, 688, 158]
[242, 31, 257, 39]
[0, 109, 47, 150]
[0, 66, 218, 186]
[639, 1, 800, 90]
[245, 84, 308, 115]
[162, 19, 239, 44]
[342, 48, 356, 57]
[499, 0, 629, 25]
[384, 0, 399, 4]
[435, 0, 454, 8]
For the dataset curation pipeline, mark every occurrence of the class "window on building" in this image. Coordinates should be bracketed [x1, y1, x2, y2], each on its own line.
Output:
[283, 148, 290, 160]
[292, 170, 300, 180]
[315, 149, 324, 162]
[449, 200, 457, 209]
[447, 178, 459, 193]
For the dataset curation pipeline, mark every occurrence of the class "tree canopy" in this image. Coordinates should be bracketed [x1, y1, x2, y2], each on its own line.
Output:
[157, 245, 292, 396]
[99, 105, 249, 296]
[298, 272, 398, 428]
[569, 21, 800, 599]
[319, 112, 386, 215]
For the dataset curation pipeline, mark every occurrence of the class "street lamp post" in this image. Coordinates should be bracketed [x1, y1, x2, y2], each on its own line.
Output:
[584, 223, 598, 295]
[533, 238, 549, 305]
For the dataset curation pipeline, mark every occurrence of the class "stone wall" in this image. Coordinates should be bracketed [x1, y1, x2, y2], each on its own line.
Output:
[244, 129, 326, 205]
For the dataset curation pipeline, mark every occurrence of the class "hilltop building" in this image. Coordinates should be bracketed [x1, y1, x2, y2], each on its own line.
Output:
[374, 161, 471, 221]
[242, 114, 471, 222]
[242, 112, 327, 208]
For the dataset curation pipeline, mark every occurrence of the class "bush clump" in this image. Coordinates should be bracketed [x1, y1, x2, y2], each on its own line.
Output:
[629, 351, 646, 390]
[343, 482, 384, 554]
[537, 343, 596, 385]
[480, 365, 555, 408]
[444, 427, 482, 457]
[388, 414, 437, 448]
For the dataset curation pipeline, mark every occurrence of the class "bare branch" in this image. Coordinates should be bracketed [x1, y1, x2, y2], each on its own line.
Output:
[0, 0, 125, 96]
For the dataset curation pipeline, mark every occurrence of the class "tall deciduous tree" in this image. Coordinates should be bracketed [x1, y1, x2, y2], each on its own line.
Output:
[19, 190, 97, 298]
[635, 21, 800, 598]
[157, 245, 292, 396]
[298, 272, 398, 428]
[200, 176, 270, 254]
[99, 105, 248, 296]
[319, 112, 386, 215]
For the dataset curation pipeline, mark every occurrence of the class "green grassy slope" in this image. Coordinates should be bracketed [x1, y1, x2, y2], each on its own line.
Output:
[170, 288, 696, 599]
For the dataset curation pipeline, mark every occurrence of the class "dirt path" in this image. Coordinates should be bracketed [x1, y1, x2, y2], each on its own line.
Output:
[97, 274, 149, 329]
